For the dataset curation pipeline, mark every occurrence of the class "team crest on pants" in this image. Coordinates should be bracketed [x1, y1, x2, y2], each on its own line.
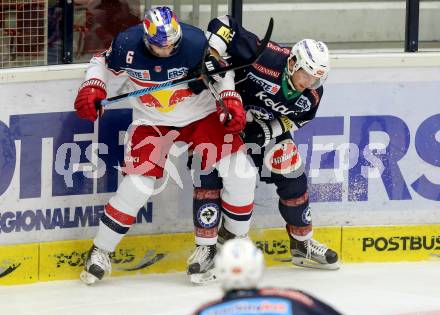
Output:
[264, 139, 303, 175]
[197, 203, 220, 228]
[302, 206, 312, 224]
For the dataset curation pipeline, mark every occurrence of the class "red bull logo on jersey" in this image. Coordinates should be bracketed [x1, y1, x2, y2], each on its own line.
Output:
[136, 80, 193, 112]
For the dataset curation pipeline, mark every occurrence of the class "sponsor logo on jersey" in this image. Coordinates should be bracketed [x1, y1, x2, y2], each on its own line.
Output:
[131, 78, 193, 112]
[255, 91, 295, 116]
[216, 25, 235, 43]
[264, 139, 303, 175]
[167, 67, 188, 79]
[252, 63, 281, 78]
[362, 236, 440, 252]
[245, 105, 274, 121]
[247, 72, 280, 95]
[267, 42, 290, 55]
[154, 65, 162, 72]
[204, 298, 290, 315]
[123, 68, 151, 81]
[294, 95, 312, 112]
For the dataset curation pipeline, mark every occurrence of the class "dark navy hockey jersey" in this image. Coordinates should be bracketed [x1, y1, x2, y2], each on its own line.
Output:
[192, 287, 342, 315]
[207, 16, 323, 132]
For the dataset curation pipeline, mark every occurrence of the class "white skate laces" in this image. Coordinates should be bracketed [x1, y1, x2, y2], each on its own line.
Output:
[305, 239, 328, 259]
[88, 247, 112, 275]
[187, 245, 214, 271]
[187, 245, 217, 285]
[290, 237, 340, 270]
[80, 246, 112, 285]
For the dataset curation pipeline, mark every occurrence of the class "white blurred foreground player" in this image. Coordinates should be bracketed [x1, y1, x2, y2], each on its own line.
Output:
[192, 239, 342, 315]
[74, 7, 256, 285]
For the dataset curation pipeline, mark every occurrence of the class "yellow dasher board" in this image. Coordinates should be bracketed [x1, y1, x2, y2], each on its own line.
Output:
[341, 224, 440, 262]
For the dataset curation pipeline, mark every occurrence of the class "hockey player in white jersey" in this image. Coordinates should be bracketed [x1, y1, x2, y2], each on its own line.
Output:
[73, 7, 256, 285]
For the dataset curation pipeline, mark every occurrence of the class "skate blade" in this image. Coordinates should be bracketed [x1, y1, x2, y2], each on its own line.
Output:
[80, 270, 99, 285]
[292, 257, 340, 270]
[189, 270, 217, 285]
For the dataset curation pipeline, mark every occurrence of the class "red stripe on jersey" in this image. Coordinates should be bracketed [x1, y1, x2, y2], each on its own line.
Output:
[221, 200, 253, 215]
[105, 204, 136, 226]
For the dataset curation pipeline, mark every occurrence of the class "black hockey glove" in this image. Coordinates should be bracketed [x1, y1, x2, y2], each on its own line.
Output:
[187, 53, 226, 95]
[204, 54, 226, 82]
[242, 118, 273, 147]
[243, 116, 294, 147]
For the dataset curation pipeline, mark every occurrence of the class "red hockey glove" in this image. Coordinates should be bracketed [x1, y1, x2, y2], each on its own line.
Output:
[74, 79, 107, 122]
[217, 90, 246, 134]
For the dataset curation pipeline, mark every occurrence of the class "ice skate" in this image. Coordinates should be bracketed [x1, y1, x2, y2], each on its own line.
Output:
[187, 245, 217, 285]
[80, 245, 112, 285]
[217, 224, 248, 248]
[289, 236, 339, 270]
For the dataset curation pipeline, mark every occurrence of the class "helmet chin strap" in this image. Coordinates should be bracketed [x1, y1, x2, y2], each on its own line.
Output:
[284, 67, 298, 91]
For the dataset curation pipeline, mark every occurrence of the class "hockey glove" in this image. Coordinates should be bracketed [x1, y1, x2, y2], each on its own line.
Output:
[217, 90, 246, 134]
[243, 115, 295, 147]
[204, 53, 226, 82]
[74, 79, 107, 122]
[187, 52, 226, 95]
[243, 118, 273, 147]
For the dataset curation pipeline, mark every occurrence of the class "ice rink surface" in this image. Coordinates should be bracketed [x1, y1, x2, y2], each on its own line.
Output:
[1, 262, 439, 315]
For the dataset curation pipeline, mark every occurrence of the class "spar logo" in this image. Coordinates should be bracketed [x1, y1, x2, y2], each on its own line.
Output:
[362, 235, 440, 251]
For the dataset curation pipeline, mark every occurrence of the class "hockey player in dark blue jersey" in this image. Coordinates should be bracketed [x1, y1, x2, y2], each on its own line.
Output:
[192, 239, 342, 315]
[188, 16, 339, 272]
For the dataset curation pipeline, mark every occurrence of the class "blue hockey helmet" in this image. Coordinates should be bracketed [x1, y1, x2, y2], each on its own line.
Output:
[143, 7, 182, 53]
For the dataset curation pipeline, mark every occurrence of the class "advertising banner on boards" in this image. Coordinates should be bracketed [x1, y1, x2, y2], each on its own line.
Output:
[0, 67, 439, 245]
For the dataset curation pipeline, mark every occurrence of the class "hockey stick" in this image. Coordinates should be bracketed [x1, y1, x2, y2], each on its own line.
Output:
[97, 17, 274, 108]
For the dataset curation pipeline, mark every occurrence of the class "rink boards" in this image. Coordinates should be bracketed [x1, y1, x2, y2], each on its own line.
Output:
[1, 224, 440, 285]
[1, 56, 440, 285]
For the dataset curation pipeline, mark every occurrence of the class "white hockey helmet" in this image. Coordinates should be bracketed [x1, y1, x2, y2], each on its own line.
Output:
[215, 239, 264, 291]
[287, 39, 330, 89]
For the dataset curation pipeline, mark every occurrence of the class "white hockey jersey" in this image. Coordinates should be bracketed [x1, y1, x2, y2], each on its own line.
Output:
[84, 22, 233, 126]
